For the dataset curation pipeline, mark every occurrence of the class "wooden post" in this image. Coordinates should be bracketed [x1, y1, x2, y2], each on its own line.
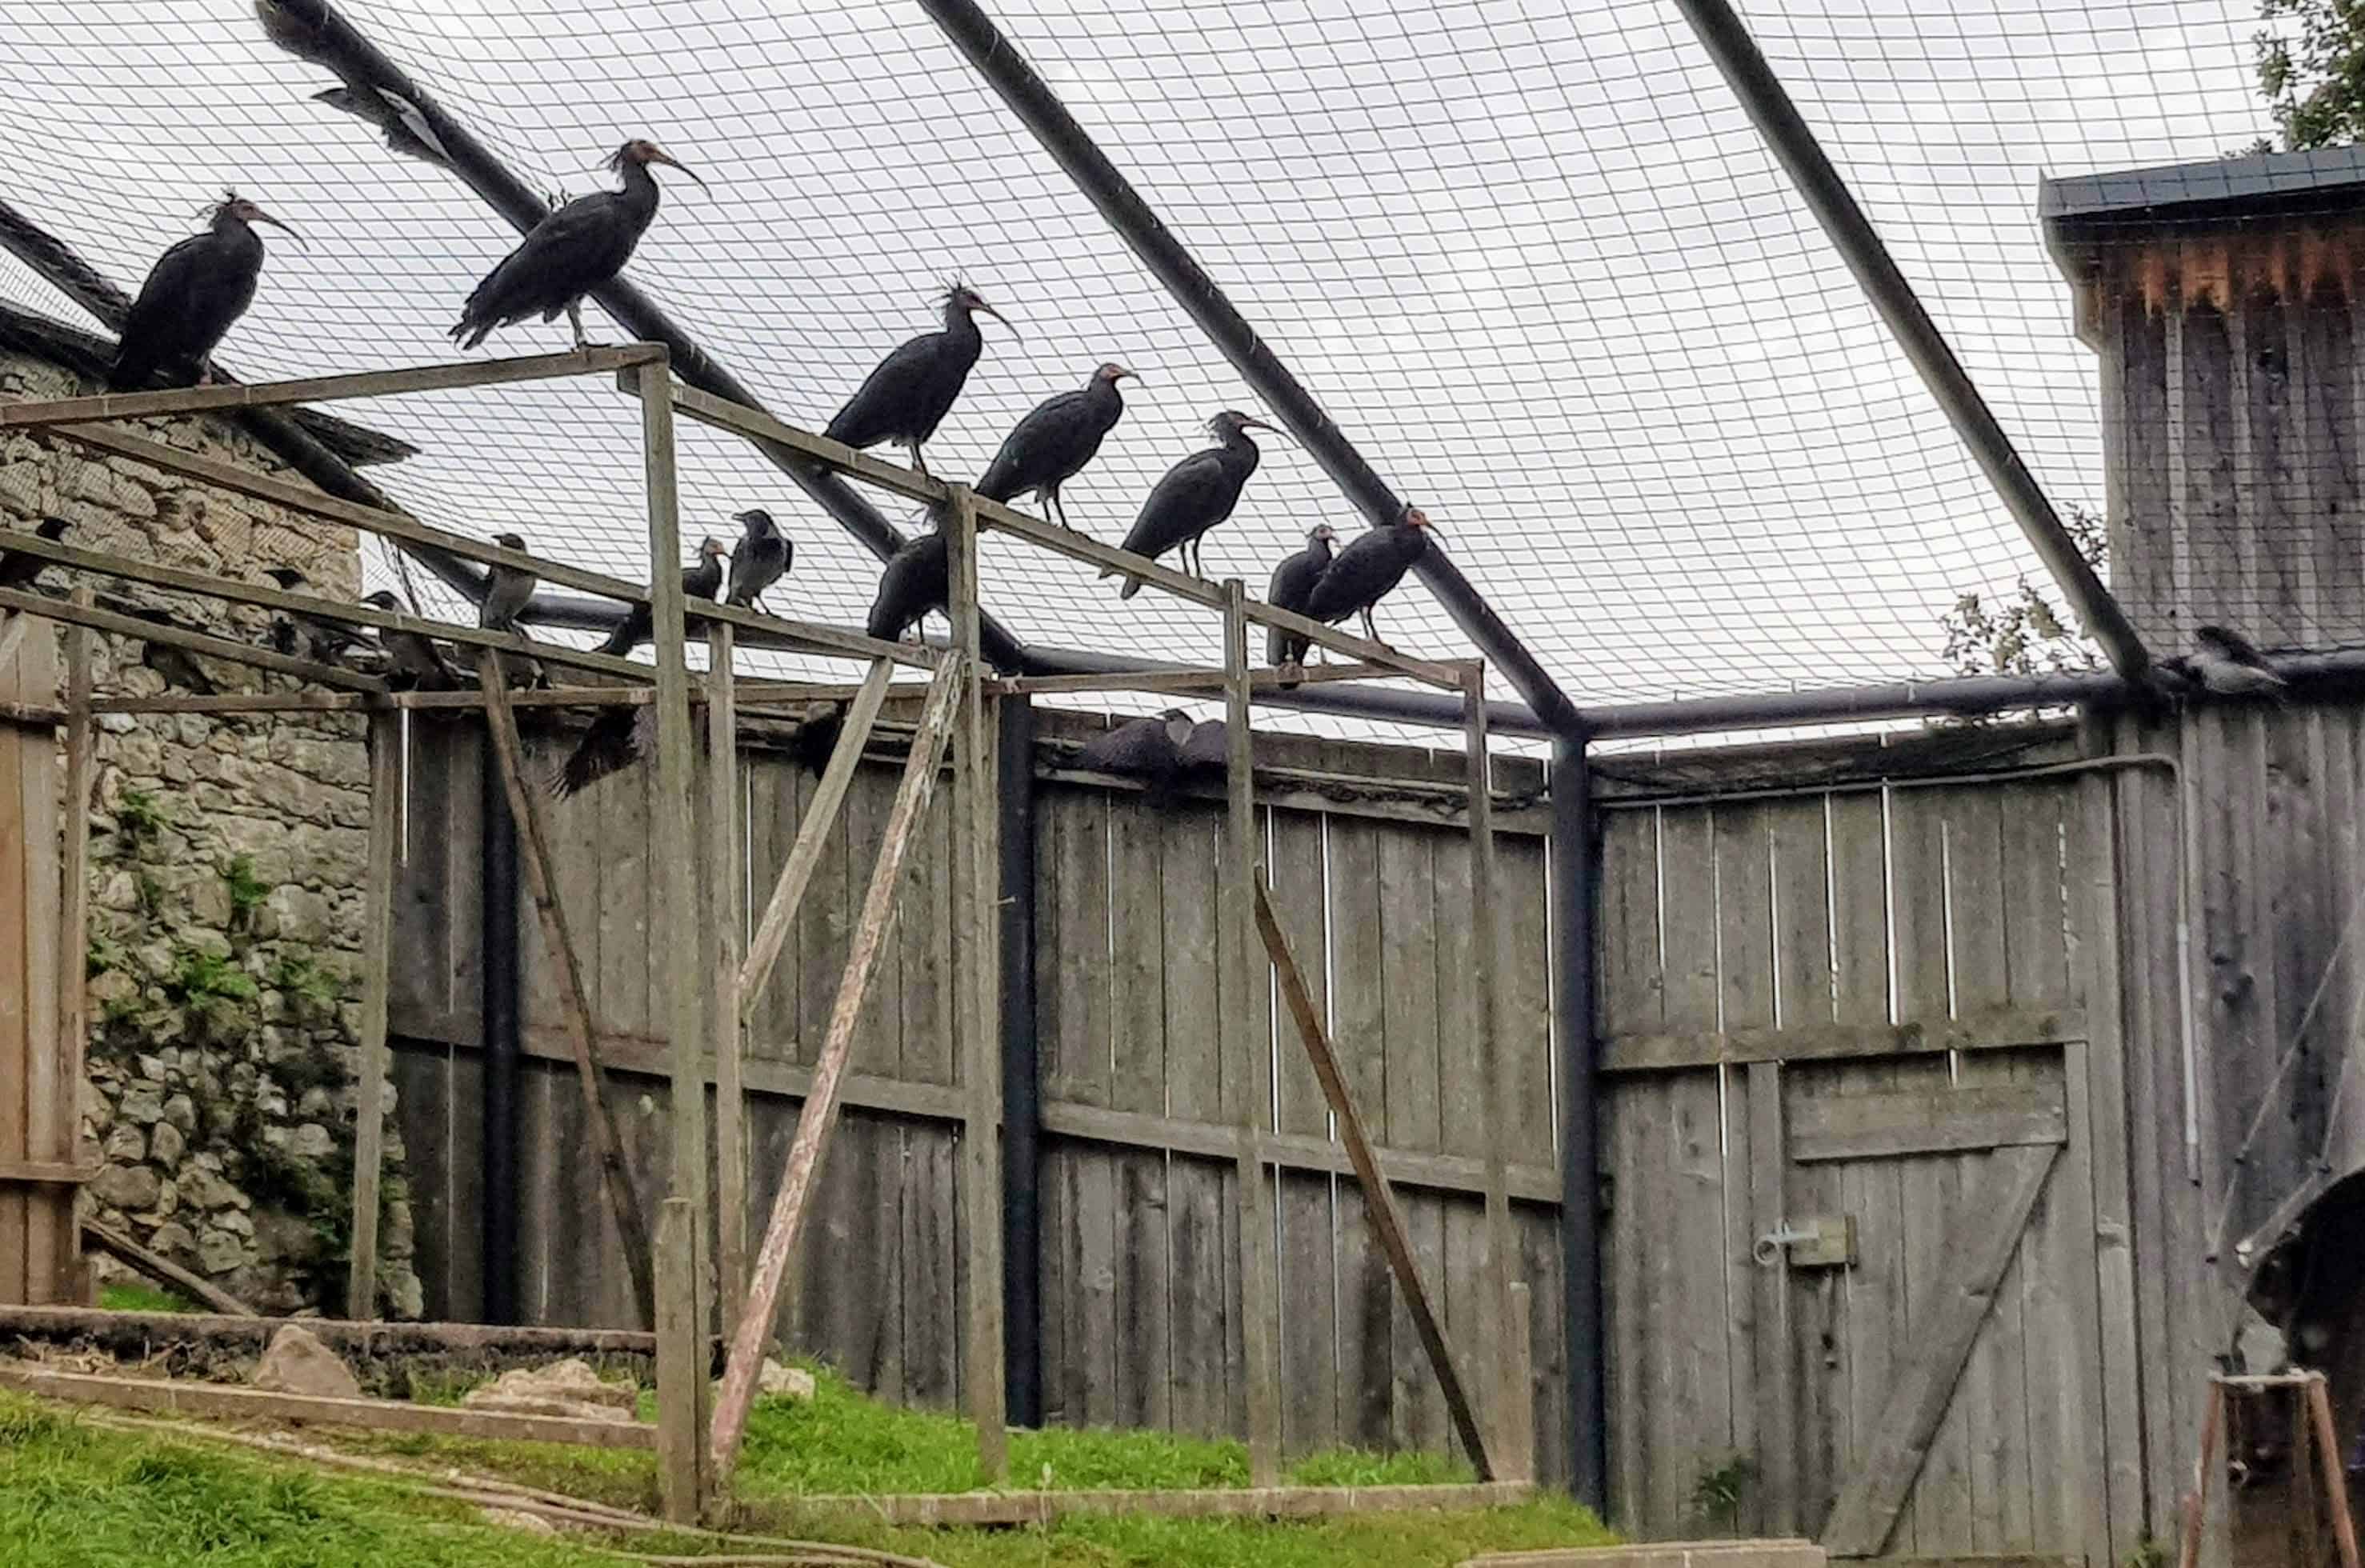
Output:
[946, 486, 1006, 1479]
[346, 710, 400, 1321]
[640, 359, 709, 1514]
[2, 611, 66, 1305]
[707, 623, 746, 1330]
[1223, 580, 1281, 1487]
[2307, 1373, 2363, 1568]
[1253, 875, 1498, 1479]
[655, 1196, 699, 1525]
[1464, 660, 1520, 1470]
[475, 653, 658, 1327]
[709, 660, 965, 1485]
[1502, 1278, 1535, 1484]
[55, 594, 93, 1304]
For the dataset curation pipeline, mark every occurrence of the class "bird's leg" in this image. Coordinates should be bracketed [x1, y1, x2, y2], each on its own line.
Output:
[566, 301, 590, 351]
[1360, 607, 1397, 653]
[1045, 486, 1071, 533]
[907, 439, 930, 478]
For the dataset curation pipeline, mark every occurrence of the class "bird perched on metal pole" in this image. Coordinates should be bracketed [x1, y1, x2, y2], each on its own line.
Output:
[1106, 411, 1275, 598]
[478, 532, 538, 631]
[866, 522, 950, 644]
[975, 362, 1134, 532]
[600, 537, 725, 656]
[825, 282, 1012, 477]
[109, 193, 297, 390]
[361, 589, 460, 690]
[262, 565, 367, 665]
[1303, 506, 1439, 649]
[450, 139, 703, 351]
[0, 518, 69, 592]
[1264, 522, 1339, 674]
[726, 510, 791, 609]
[2158, 624, 2289, 702]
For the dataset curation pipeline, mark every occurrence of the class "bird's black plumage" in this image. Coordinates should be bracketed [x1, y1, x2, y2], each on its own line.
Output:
[0, 518, 70, 592]
[1178, 718, 1229, 780]
[786, 702, 846, 776]
[362, 590, 460, 690]
[726, 510, 790, 609]
[553, 705, 650, 798]
[974, 362, 1133, 532]
[1076, 710, 1196, 802]
[110, 195, 292, 390]
[866, 528, 948, 642]
[599, 537, 726, 656]
[1303, 506, 1437, 646]
[825, 285, 1007, 475]
[451, 140, 701, 350]
[1264, 523, 1339, 668]
[479, 531, 538, 631]
[1107, 412, 1273, 598]
[114, 603, 217, 694]
[262, 566, 367, 664]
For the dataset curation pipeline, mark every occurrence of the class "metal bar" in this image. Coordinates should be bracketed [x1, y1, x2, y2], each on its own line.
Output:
[707, 623, 746, 1333]
[0, 586, 385, 693]
[1550, 734, 1606, 1513]
[346, 710, 398, 1321]
[0, 346, 662, 430]
[995, 693, 1042, 1430]
[478, 709, 521, 1326]
[918, 0, 1585, 734]
[1667, 0, 2149, 678]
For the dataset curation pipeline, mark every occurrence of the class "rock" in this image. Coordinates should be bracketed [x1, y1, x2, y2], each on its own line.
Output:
[89, 1164, 159, 1211]
[149, 1121, 186, 1169]
[250, 1324, 361, 1400]
[462, 1358, 639, 1423]
[197, 1226, 250, 1275]
[146, 1222, 196, 1259]
[162, 1094, 198, 1133]
[178, 1164, 243, 1210]
[118, 1082, 165, 1126]
[102, 1124, 145, 1163]
[289, 1122, 334, 1161]
[757, 1359, 817, 1401]
[479, 1507, 556, 1536]
[387, 1269, 424, 1322]
[136, 1054, 166, 1083]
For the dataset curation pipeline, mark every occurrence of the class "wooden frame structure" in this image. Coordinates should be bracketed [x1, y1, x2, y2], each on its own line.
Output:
[0, 342, 1528, 1522]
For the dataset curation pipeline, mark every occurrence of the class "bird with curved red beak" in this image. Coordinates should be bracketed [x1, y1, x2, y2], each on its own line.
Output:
[975, 362, 1136, 532]
[452, 138, 706, 351]
[826, 281, 1016, 477]
[1303, 505, 1439, 650]
[110, 193, 298, 390]
[1108, 410, 1277, 596]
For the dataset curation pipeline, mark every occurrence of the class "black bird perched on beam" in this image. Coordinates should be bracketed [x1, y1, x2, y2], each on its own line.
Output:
[1076, 709, 1196, 804]
[2159, 624, 2289, 702]
[1265, 522, 1339, 672]
[361, 590, 459, 690]
[479, 532, 537, 631]
[1178, 718, 1230, 783]
[450, 139, 703, 351]
[975, 362, 1134, 533]
[110, 193, 296, 390]
[727, 510, 790, 609]
[1106, 412, 1275, 598]
[1304, 506, 1438, 649]
[262, 566, 366, 665]
[112, 604, 218, 695]
[825, 282, 1011, 477]
[0, 518, 70, 591]
[599, 537, 725, 656]
[866, 526, 948, 643]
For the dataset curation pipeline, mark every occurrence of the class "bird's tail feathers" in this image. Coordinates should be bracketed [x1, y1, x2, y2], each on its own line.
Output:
[1117, 576, 1142, 600]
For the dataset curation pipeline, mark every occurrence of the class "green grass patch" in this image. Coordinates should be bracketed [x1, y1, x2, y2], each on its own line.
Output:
[97, 1282, 198, 1314]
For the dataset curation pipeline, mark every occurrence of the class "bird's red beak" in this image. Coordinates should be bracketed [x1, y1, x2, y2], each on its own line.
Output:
[1407, 508, 1438, 531]
[646, 148, 708, 189]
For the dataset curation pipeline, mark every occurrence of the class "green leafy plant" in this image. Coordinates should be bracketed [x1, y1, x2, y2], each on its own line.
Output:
[1941, 502, 2108, 678]
[114, 788, 169, 845]
[224, 854, 270, 926]
[86, 933, 128, 979]
[270, 951, 340, 1010]
[166, 947, 256, 1005]
[1689, 1451, 1758, 1530]
[2257, 0, 2365, 150]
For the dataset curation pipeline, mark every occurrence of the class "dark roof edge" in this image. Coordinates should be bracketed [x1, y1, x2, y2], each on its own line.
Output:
[2038, 142, 2365, 227]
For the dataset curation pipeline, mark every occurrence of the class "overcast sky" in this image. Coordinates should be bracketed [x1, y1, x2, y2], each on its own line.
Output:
[0, 0, 2286, 729]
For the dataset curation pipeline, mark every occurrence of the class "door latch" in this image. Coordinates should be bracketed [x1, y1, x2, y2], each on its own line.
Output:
[1754, 1215, 1856, 1270]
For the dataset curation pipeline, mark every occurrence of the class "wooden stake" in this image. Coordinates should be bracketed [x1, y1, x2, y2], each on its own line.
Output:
[346, 710, 400, 1321]
[708, 658, 965, 1484]
[946, 486, 1006, 1479]
[54, 594, 92, 1303]
[81, 1219, 254, 1316]
[737, 658, 897, 1011]
[1253, 875, 1498, 1479]
[1223, 580, 1282, 1487]
[475, 651, 657, 1327]
[707, 622, 748, 1330]
[654, 1197, 701, 1522]
[2308, 1373, 2363, 1568]
[1466, 660, 1521, 1468]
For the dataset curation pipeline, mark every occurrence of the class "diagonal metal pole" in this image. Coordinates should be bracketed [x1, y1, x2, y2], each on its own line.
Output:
[917, 0, 1588, 739]
[1667, 0, 2150, 679]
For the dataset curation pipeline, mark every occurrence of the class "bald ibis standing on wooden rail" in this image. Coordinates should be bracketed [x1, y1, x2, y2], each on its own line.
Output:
[262, 566, 366, 665]
[727, 509, 790, 609]
[866, 526, 948, 643]
[0, 518, 69, 591]
[599, 536, 725, 656]
[975, 362, 1134, 532]
[1106, 412, 1274, 598]
[825, 283, 1010, 477]
[450, 139, 702, 350]
[478, 532, 538, 631]
[1264, 522, 1339, 672]
[362, 590, 460, 690]
[1303, 506, 1437, 649]
[109, 194, 296, 390]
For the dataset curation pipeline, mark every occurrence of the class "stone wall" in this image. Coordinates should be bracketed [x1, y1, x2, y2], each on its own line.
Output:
[0, 348, 420, 1317]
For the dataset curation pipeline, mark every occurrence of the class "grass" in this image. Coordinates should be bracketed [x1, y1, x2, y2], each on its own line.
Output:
[97, 1282, 197, 1314]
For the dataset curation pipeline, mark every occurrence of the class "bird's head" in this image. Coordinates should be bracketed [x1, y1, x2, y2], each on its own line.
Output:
[733, 508, 776, 537]
[362, 590, 402, 611]
[1309, 522, 1339, 546]
[214, 191, 301, 244]
[1093, 362, 1138, 386]
[1401, 506, 1439, 533]
[2195, 624, 2255, 658]
[699, 536, 727, 562]
[610, 139, 707, 189]
[1159, 708, 1195, 746]
[34, 518, 69, 542]
[490, 530, 528, 552]
[944, 281, 1015, 337]
[1209, 410, 1275, 439]
[262, 566, 307, 590]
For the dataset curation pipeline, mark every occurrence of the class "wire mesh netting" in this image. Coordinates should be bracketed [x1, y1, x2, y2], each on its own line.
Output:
[0, 0, 2331, 729]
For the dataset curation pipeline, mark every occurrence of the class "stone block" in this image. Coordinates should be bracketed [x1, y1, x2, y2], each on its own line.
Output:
[250, 1324, 360, 1399]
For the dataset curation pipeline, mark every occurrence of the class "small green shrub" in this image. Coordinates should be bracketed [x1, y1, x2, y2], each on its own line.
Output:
[114, 789, 169, 843]
[224, 855, 270, 926]
[167, 948, 256, 1004]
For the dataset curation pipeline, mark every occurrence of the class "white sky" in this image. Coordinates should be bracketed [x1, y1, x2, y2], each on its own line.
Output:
[0, 0, 2285, 727]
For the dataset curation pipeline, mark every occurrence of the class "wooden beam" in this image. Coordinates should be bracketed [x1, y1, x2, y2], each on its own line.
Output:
[1821, 1142, 2061, 1556]
[735, 658, 896, 1010]
[0, 586, 385, 693]
[476, 651, 658, 1329]
[654, 1197, 700, 1522]
[1787, 1082, 2069, 1163]
[81, 1218, 255, 1315]
[709, 658, 965, 1484]
[651, 379, 1460, 688]
[345, 711, 399, 1322]
[0, 698, 63, 727]
[2307, 1374, 2363, 1568]
[1253, 874, 1497, 1478]
[706, 623, 747, 1333]
[0, 1362, 657, 1448]
[782, 1479, 1536, 1527]
[0, 1162, 97, 1186]
[54, 594, 93, 1303]
[946, 486, 1006, 1480]
[1225, 580, 1282, 1487]
[1466, 660, 1521, 1471]
[86, 679, 910, 718]
[994, 661, 1413, 698]
[0, 346, 665, 429]
[46, 422, 933, 670]
[1599, 1007, 2088, 1074]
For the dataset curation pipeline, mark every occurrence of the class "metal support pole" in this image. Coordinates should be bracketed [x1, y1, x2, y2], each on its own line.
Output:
[1550, 734, 1606, 1512]
[996, 694, 1043, 1429]
[1667, 0, 2149, 679]
[918, 0, 1585, 734]
[478, 714, 521, 1326]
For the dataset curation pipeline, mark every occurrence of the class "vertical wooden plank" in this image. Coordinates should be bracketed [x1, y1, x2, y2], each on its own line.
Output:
[1108, 797, 1171, 1433]
[900, 1126, 959, 1407]
[1713, 803, 1772, 1532]
[1595, 807, 1661, 1528]
[655, 1196, 698, 1523]
[2299, 270, 2363, 647]
[1164, 810, 1227, 1438]
[1768, 797, 1833, 1533]
[709, 626, 747, 1333]
[0, 619, 41, 1298]
[1269, 806, 1337, 1454]
[1830, 790, 1898, 1544]
[347, 711, 400, 1320]
[1223, 582, 1279, 1486]
[1327, 805, 1392, 1452]
[53, 602, 92, 1304]
[1463, 665, 1523, 1475]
